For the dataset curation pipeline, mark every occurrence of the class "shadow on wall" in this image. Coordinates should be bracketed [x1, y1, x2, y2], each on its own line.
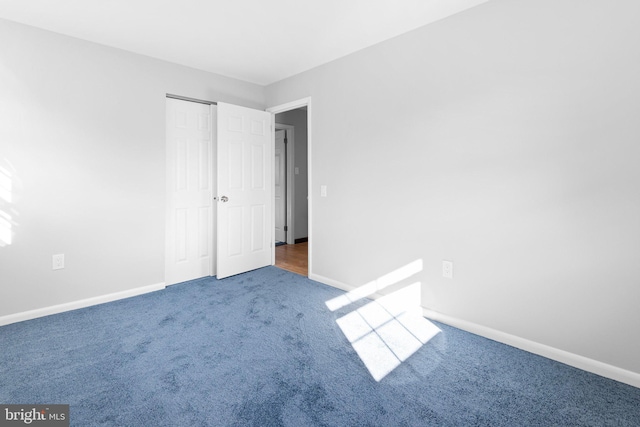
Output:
[0, 159, 18, 247]
[325, 260, 441, 381]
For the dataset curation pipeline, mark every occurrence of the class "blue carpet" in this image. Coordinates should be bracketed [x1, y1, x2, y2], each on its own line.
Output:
[1, 266, 639, 426]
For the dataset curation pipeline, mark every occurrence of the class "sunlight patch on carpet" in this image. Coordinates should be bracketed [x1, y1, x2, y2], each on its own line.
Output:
[328, 260, 441, 381]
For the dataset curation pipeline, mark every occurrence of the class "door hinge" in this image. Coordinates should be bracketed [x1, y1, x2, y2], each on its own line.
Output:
[284, 226, 288, 232]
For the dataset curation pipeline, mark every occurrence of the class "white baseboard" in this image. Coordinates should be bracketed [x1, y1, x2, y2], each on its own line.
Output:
[309, 273, 354, 293]
[0, 282, 166, 327]
[309, 272, 640, 389]
[423, 308, 640, 389]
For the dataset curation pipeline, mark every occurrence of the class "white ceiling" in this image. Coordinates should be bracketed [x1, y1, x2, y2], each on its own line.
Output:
[0, 0, 488, 85]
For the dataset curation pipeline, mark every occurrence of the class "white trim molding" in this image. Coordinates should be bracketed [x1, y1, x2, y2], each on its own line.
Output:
[309, 273, 353, 293]
[423, 308, 640, 389]
[274, 123, 296, 245]
[267, 97, 312, 276]
[266, 97, 312, 115]
[0, 282, 166, 327]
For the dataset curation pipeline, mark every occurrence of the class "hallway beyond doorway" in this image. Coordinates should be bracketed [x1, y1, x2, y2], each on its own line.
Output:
[275, 242, 308, 276]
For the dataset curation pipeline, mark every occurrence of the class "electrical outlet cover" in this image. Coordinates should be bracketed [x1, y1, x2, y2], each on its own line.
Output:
[442, 260, 453, 279]
[52, 254, 65, 270]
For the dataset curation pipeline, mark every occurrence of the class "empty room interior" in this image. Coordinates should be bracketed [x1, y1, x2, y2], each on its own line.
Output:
[1, 0, 639, 425]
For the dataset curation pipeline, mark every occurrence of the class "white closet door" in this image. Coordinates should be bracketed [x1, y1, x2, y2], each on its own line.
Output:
[216, 102, 272, 279]
[165, 98, 214, 285]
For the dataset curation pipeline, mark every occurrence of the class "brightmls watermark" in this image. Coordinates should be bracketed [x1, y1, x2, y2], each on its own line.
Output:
[0, 405, 68, 426]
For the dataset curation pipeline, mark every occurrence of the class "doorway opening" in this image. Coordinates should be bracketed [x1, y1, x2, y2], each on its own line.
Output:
[274, 124, 294, 246]
[268, 99, 311, 276]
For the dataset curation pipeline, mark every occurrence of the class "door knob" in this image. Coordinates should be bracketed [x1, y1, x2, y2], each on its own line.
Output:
[220, 196, 229, 203]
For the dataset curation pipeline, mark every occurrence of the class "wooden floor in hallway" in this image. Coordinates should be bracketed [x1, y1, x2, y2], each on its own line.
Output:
[275, 242, 308, 276]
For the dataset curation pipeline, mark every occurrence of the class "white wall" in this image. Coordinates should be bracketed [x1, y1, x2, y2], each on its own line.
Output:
[0, 19, 264, 317]
[275, 109, 308, 240]
[265, 0, 640, 376]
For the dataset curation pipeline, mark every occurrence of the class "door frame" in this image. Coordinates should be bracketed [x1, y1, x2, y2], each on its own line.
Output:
[274, 123, 295, 245]
[266, 97, 312, 274]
